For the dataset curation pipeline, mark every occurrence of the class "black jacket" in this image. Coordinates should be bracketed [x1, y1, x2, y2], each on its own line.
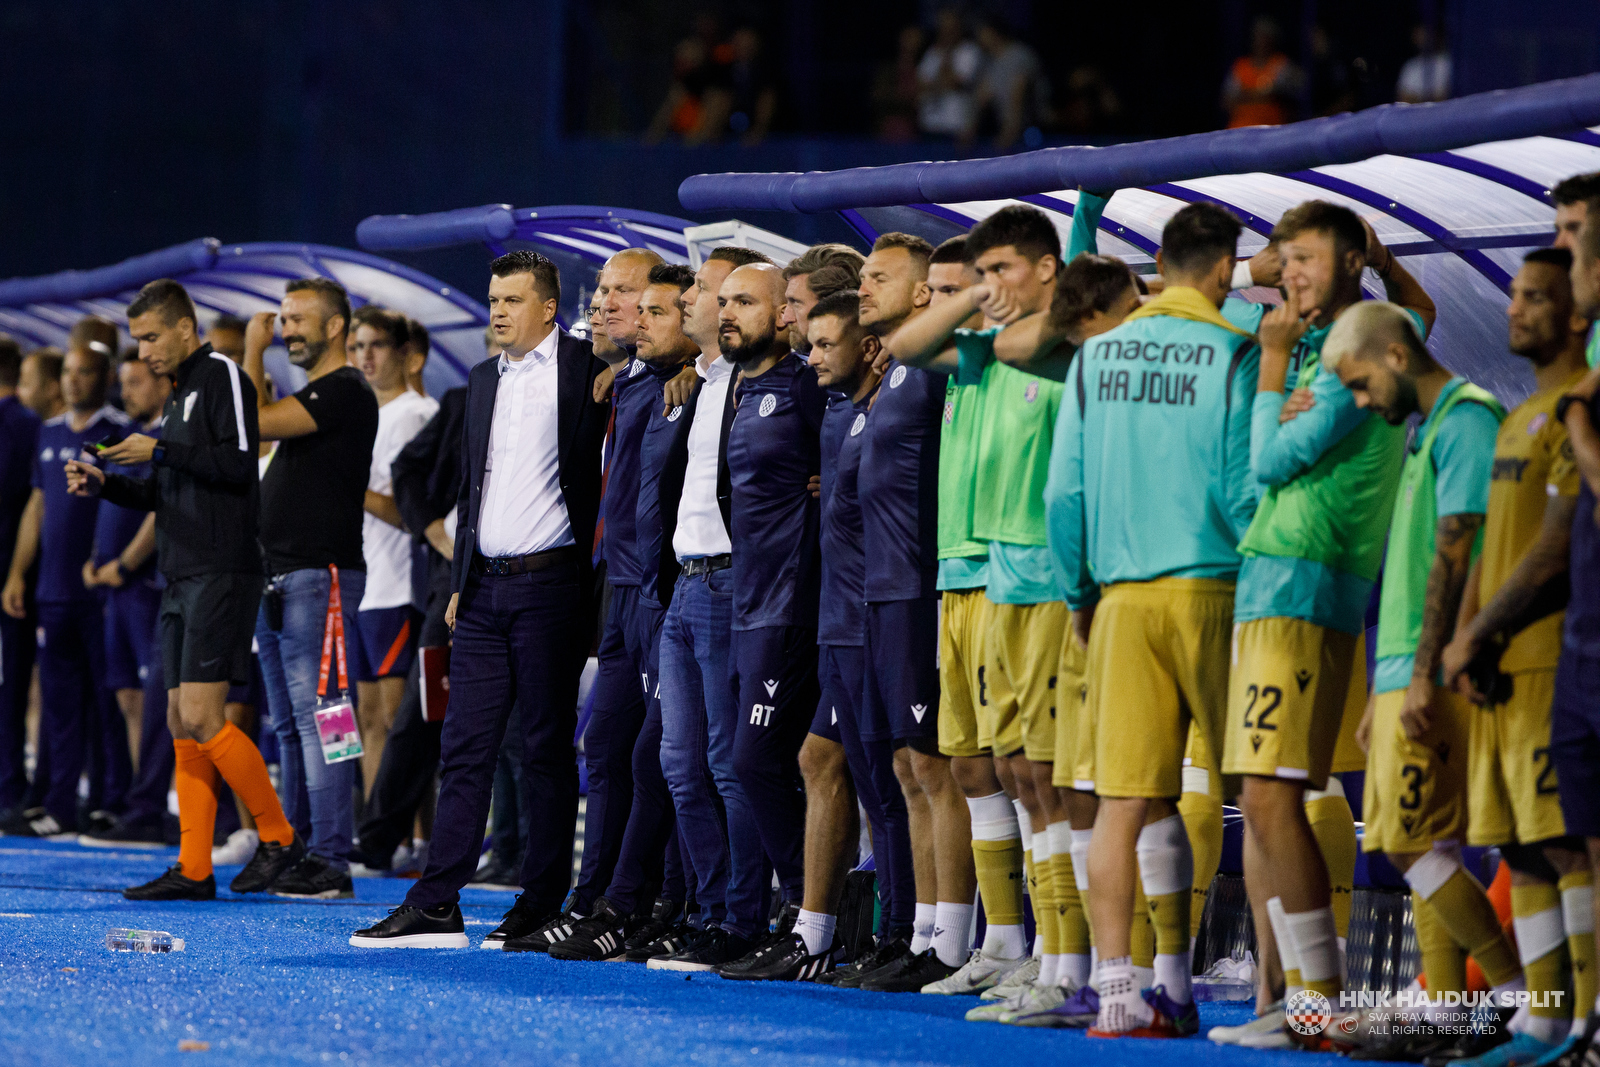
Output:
[100, 344, 261, 580]
[393, 386, 466, 546]
[451, 331, 610, 593]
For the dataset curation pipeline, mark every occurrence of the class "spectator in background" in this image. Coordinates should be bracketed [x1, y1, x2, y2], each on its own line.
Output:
[1222, 16, 1303, 128]
[718, 27, 777, 146]
[0, 336, 40, 829]
[647, 35, 732, 146]
[208, 314, 247, 362]
[17, 348, 64, 420]
[917, 7, 983, 140]
[1397, 23, 1451, 104]
[873, 25, 924, 143]
[1059, 65, 1122, 138]
[1308, 24, 1357, 116]
[968, 17, 1050, 150]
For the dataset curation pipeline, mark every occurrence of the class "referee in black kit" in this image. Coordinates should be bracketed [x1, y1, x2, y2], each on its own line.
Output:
[66, 279, 300, 901]
[352, 250, 610, 948]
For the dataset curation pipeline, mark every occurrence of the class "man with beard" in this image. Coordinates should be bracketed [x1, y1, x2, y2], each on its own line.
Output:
[709, 262, 828, 975]
[650, 247, 780, 972]
[780, 244, 864, 354]
[242, 279, 379, 899]
[1323, 302, 1522, 1053]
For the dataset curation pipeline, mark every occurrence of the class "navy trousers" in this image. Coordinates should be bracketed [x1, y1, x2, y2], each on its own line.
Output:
[37, 597, 128, 826]
[572, 584, 651, 911]
[406, 561, 587, 912]
[0, 608, 35, 811]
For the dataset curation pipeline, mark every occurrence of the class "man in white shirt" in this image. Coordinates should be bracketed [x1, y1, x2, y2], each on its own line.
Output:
[649, 246, 780, 972]
[350, 250, 611, 948]
[349, 308, 437, 804]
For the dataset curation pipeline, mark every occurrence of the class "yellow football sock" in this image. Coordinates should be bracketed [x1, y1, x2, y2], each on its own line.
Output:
[1305, 791, 1358, 940]
[1032, 846, 1060, 957]
[1414, 890, 1467, 996]
[1428, 869, 1521, 988]
[1131, 880, 1155, 968]
[1560, 870, 1597, 1026]
[973, 837, 1025, 927]
[1179, 789, 1223, 940]
[1053, 847, 1091, 954]
[1512, 882, 1568, 1027]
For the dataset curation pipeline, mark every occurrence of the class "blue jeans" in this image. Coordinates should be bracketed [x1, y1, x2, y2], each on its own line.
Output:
[658, 568, 765, 938]
[256, 566, 366, 871]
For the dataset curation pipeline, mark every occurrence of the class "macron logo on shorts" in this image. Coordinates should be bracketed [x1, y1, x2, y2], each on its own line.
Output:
[911, 703, 928, 723]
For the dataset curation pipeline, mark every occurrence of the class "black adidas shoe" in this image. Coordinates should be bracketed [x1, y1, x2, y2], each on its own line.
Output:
[0, 806, 72, 838]
[647, 926, 756, 972]
[817, 936, 910, 988]
[350, 904, 469, 949]
[481, 894, 549, 950]
[123, 864, 216, 901]
[858, 947, 959, 992]
[716, 931, 834, 982]
[229, 834, 305, 893]
[619, 897, 681, 960]
[505, 905, 587, 954]
[549, 898, 637, 961]
[270, 854, 355, 899]
[626, 920, 700, 963]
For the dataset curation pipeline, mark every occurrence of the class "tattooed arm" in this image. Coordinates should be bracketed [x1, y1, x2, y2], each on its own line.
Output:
[1403, 512, 1483, 739]
[1442, 495, 1576, 698]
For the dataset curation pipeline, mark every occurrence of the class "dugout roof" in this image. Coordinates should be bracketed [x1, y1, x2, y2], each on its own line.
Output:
[0, 239, 488, 396]
[680, 73, 1600, 405]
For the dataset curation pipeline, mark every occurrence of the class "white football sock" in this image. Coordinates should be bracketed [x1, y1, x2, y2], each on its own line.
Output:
[932, 901, 973, 967]
[794, 909, 836, 956]
[910, 902, 936, 954]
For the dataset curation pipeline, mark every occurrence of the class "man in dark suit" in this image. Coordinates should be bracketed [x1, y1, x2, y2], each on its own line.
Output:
[351, 250, 610, 948]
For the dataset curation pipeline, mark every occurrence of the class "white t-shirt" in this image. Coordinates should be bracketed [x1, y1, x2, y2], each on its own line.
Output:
[917, 41, 984, 136]
[1397, 53, 1450, 102]
[360, 389, 438, 610]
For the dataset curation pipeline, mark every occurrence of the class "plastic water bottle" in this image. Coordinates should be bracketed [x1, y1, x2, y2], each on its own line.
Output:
[106, 928, 185, 953]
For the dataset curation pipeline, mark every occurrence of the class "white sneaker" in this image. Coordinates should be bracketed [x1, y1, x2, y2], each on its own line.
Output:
[998, 982, 1069, 1025]
[922, 950, 1029, 995]
[966, 981, 1038, 1022]
[980, 956, 1041, 1001]
[1194, 950, 1256, 1001]
[211, 828, 259, 866]
[1208, 1001, 1290, 1048]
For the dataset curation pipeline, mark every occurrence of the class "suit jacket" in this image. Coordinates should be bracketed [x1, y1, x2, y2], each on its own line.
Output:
[450, 331, 610, 594]
[393, 386, 466, 547]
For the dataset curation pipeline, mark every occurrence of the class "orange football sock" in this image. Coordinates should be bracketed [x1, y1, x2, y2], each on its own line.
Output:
[199, 722, 294, 847]
[174, 739, 218, 881]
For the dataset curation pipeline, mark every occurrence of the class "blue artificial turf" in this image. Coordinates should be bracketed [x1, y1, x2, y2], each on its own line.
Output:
[1, 839, 1349, 1067]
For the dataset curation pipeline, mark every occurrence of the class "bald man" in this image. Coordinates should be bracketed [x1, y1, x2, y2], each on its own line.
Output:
[716, 263, 828, 972]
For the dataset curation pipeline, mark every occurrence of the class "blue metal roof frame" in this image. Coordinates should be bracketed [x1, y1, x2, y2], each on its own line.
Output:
[678, 75, 1600, 406]
[0, 238, 489, 396]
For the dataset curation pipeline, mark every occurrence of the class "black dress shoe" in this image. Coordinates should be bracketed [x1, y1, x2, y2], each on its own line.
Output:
[83, 810, 118, 836]
[469, 860, 522, 890]
[123, 864, 216, 901]
[350, 904, 468, 948]
[858, 947, 959, 992]
[480, 895, 550, 950]
[646, 926, 756, 972]
[549, 897, 638, 961]
[229, 834, 305, 893]
[716, 931, 835, 982]
[627, 921, 700, 963]
[817, 937, 910, 988]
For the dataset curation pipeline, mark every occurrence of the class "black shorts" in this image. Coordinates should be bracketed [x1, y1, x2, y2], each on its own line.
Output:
[161, 572, 263, 687]
[861, 598, 941, 743]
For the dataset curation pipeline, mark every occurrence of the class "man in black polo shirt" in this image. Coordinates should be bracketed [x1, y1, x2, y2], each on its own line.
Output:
[242, 278, 379, 900]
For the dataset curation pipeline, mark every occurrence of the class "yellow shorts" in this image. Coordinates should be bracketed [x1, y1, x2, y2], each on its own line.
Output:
[1330, 629, 1370, 775]
[986, 600, 1067, 762]
[1361, 687, 1472, 854]
[1183, 718, 1228, 800]
[938, 589, 995, 758]
[1468, 669, 1566, 847]
[1088, 579, 1235, 799]
[1052, 632, 1093, 789]
[1221, 617, 1358, 790]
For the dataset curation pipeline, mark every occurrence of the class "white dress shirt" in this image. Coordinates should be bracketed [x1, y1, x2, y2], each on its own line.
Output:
[476, 327, 573, 557]
[672, 355, 735, 560]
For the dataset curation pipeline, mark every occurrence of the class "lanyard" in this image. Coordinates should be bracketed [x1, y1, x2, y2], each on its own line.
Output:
[316, 565, 349, 699]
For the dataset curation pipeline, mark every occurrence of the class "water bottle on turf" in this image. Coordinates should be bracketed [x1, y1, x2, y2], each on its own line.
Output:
[106, 928, 186, 953]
